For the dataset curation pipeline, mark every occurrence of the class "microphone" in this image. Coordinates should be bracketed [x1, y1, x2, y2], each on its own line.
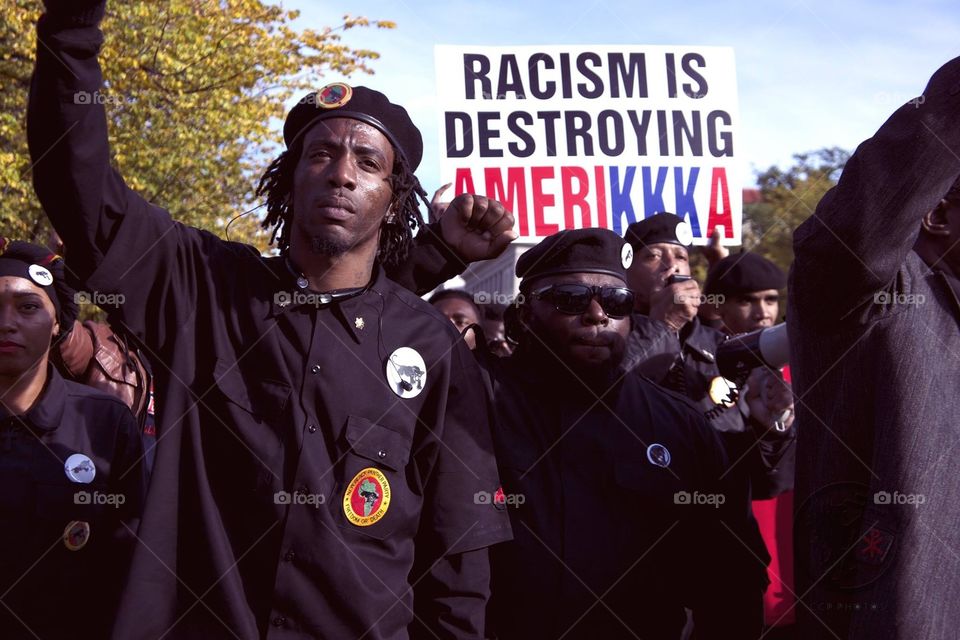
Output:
[399, 379, 413, 392]
[716, 322, 790, 380]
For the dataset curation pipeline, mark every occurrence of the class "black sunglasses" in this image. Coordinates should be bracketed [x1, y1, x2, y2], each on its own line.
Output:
[530, 284, 634, 318]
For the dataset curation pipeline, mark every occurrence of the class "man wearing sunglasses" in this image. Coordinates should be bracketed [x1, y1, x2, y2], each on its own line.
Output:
[483, 227, 764, 639]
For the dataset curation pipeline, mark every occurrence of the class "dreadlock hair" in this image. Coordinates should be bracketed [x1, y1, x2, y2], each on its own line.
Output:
[255, 137, 429, 269]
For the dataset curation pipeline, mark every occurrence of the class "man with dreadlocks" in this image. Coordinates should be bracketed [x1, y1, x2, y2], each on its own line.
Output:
[27, 2, 513, 638]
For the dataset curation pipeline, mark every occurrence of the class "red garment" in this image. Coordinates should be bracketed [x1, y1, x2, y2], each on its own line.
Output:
[752, 364, 795, 627]
[753, 491, 795, 626]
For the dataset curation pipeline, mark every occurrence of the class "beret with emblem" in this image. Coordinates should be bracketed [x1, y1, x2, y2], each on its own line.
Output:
[0, 238, 78, 330]
[516, 228, 634, 289]
[704, 251, 787, 297]
[625, 212, 694, 250]
[283, 82, 424, 171]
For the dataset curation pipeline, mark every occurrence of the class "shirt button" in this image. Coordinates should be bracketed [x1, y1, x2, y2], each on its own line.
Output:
[284, 550, 296, 562]
[378, 449, 387, 459]
[311, 365, 321, 374]
[272, 616, 286, 627]
[307, 424, 317, 434]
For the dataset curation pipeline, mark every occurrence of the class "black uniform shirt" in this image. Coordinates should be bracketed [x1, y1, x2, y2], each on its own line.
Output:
[483, 349, 765, 640]
[623, 314, 795, 500]
[0, 365, 144, 640]
[28, 12, 511, 639]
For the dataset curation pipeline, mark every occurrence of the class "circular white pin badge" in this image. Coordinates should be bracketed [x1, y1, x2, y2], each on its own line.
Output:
[28, 264, 53, 287]
[674, 221, 694, 247]
[621, 242, 634, 269]
[386, 347, 427, 399]
[646, 443, 672, 468]
[64, 453, 96, 484]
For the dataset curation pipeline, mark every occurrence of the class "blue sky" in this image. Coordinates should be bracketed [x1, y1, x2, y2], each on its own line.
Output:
[283, 0, 959, 191]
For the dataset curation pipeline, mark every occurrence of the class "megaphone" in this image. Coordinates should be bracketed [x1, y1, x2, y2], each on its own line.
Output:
[716, 322, 790, 380]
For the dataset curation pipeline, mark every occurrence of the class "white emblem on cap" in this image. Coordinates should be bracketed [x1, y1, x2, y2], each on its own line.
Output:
[646, 443, 672, 468]
[620, 243, 634, 269]
[28, 264, 53, 287]
[386, 347, 427, 399]
[64, 453, 96, 484]
[674, 221, 694, 247]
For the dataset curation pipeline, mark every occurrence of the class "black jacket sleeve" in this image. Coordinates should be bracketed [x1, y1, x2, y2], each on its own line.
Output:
[386, 223, 469, 296]
[791, 57, 960, 328]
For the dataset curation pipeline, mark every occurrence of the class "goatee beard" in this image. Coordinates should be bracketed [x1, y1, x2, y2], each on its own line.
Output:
[310, 236, 351, 257]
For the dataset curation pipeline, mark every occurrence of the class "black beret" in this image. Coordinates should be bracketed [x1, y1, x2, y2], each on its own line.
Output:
[624, 212, 694, 250]
[516, 228, 634, 288]
[0, 238, 78, 330]
[283, 82, 424, 170]
[704, 252, 787, 297]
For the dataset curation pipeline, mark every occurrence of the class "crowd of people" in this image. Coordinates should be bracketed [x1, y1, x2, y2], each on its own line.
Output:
[3, 1, 959, 639]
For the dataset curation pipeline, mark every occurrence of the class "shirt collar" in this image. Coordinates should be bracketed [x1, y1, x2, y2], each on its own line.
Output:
[680, 317, 720, 363]
[0, 363, 67, 432]
[269, 259, 388, 344]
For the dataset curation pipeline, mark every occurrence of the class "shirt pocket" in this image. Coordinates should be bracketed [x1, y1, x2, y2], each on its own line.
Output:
[334, 415, 414, 541]
[212, 357, 292, 428]
[212, 358, 292, 492]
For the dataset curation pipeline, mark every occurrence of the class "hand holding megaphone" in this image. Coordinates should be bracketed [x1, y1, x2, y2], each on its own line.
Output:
[742, 367, 795, 433]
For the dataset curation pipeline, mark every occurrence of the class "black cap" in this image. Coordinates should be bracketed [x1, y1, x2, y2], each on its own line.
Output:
[625, 212, 694, 250]
[0, 239, 78, 330]
[283, 82, 424, 170]
[516, 228, 634, 289]
[704, 252, 787, 297]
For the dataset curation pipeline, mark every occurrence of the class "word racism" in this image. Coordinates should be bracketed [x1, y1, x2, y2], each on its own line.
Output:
[437, 47, 742, 241]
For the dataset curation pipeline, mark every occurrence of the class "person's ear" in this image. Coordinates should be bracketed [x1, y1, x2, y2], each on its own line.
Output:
[517, 300, 534, 331]
[921, 199, 952, 237]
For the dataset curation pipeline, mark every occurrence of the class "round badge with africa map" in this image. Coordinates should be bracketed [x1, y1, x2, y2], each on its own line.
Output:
[343, 467, 391, 527]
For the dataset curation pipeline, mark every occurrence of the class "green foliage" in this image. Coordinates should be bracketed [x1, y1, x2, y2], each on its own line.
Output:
[0, 1, 393, 251]
[742, 147, 850, 274]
